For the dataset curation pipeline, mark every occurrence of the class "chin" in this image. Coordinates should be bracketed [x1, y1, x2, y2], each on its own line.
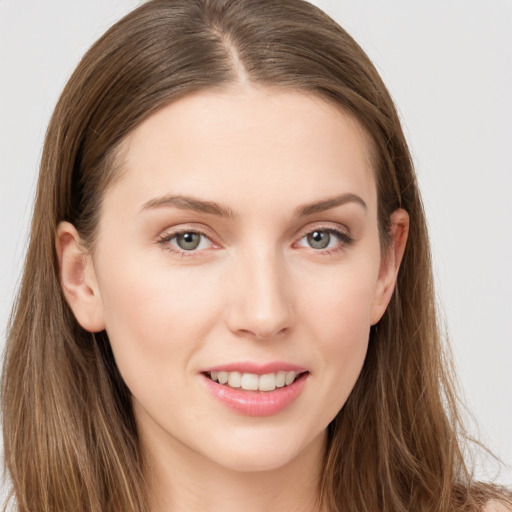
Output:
[201, 427, 325, 474]
[214, 451, 294, 473]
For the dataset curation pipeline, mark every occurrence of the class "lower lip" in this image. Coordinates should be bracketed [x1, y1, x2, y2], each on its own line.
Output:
[201, 373, 308, 417]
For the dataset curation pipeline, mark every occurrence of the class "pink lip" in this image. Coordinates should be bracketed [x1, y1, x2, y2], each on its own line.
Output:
[202, 361, 308, 375]
[200, 372, 309, 417]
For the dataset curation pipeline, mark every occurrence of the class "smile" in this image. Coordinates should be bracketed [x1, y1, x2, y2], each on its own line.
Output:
[201, 366, 309, 417]
[206, 370, 304, 392]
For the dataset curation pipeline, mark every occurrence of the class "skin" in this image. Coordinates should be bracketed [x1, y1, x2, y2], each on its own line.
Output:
[57, 85, 409, 512]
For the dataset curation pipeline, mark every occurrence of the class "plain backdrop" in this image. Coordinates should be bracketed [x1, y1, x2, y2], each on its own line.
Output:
[1, 0, 511, 495]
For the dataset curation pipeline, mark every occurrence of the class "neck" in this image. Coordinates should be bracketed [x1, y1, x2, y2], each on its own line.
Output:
[143, 427, 327, 512]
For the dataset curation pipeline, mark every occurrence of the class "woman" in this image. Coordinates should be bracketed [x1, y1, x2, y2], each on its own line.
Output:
[2, 0, 510, 511]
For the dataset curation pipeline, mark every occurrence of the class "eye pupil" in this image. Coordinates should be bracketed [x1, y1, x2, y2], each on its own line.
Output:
[307, 230, 330, 249]
[177, 232, 201, 250]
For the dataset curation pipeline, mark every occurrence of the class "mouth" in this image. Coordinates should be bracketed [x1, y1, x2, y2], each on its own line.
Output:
[204, 370, 308, 392]
[200, 366, 310, 416]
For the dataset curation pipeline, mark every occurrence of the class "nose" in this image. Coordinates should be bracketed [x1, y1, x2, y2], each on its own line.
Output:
[225, 247, 295, 340]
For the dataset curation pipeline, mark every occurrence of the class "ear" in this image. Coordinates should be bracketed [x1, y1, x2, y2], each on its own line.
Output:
[370, 209, 409, 325]
[55, 221, 106, 332]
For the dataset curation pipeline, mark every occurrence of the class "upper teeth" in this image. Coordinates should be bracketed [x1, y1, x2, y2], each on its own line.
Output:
[209, 371, 299, 391]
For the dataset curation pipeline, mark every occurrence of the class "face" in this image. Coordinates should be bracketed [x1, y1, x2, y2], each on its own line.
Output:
[59, 86, 406, 474]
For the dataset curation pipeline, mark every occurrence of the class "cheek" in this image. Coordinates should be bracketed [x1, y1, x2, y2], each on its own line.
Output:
[300, 255, 379, 345]
[94, 250, 223, 382]
[312, 284, 373, 365]
[298, 256, 379, 408]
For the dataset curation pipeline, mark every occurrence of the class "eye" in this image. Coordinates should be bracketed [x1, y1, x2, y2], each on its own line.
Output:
[174, 232, 203, 251]
[306, 230, 332, 249]
[159, 230, 214, 253]
[295, 227, 352, 252]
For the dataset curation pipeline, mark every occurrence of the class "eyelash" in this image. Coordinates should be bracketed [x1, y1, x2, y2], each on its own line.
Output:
[295, 226, 354, 256]
[156, 225, 353, 257]
[156, 228, 215, 257]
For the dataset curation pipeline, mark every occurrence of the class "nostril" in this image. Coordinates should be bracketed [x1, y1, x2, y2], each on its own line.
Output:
[237, 325, 290, 341]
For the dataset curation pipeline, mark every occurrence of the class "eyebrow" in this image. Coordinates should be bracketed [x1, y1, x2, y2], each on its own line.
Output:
[139, 192, 367, 218]
[295, 193, 367, 216]
[140, 195, 234, 217]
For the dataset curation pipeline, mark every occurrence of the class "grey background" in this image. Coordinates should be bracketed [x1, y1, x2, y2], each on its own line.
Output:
[1, 0, 511, 493]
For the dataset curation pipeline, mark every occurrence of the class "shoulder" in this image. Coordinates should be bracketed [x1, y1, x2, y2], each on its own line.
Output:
[483, 500, 512, 512]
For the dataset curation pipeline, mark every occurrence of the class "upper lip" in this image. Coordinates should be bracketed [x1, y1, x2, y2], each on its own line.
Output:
[201, 361, 308, 375]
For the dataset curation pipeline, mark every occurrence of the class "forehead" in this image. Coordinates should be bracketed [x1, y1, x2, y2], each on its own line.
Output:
[107, 86, 377, 217]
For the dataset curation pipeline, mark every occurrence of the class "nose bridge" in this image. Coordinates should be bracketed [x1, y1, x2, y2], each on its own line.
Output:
[226, 242, 294, 339]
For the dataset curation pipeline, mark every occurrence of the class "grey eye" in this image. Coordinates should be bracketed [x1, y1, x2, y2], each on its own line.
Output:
[306, 231, 330, 249]
[176, 232, 201, 250]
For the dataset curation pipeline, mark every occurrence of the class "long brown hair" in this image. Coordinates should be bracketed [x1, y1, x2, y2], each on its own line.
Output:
[2, 1, 510, 511]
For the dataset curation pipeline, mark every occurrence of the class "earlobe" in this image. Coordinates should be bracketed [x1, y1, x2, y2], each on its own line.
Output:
[56, 221, 106, 332]
[370, 209, 409, 325]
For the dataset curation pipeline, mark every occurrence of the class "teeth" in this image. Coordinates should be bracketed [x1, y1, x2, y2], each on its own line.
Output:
[275, 371, 286, 388]
[240, 373, 259, 391]
[285, 371, 296, 386]
[259, 373, 276, 391]
[208, 370, 300, 391]
[228, 371, 241, 388]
